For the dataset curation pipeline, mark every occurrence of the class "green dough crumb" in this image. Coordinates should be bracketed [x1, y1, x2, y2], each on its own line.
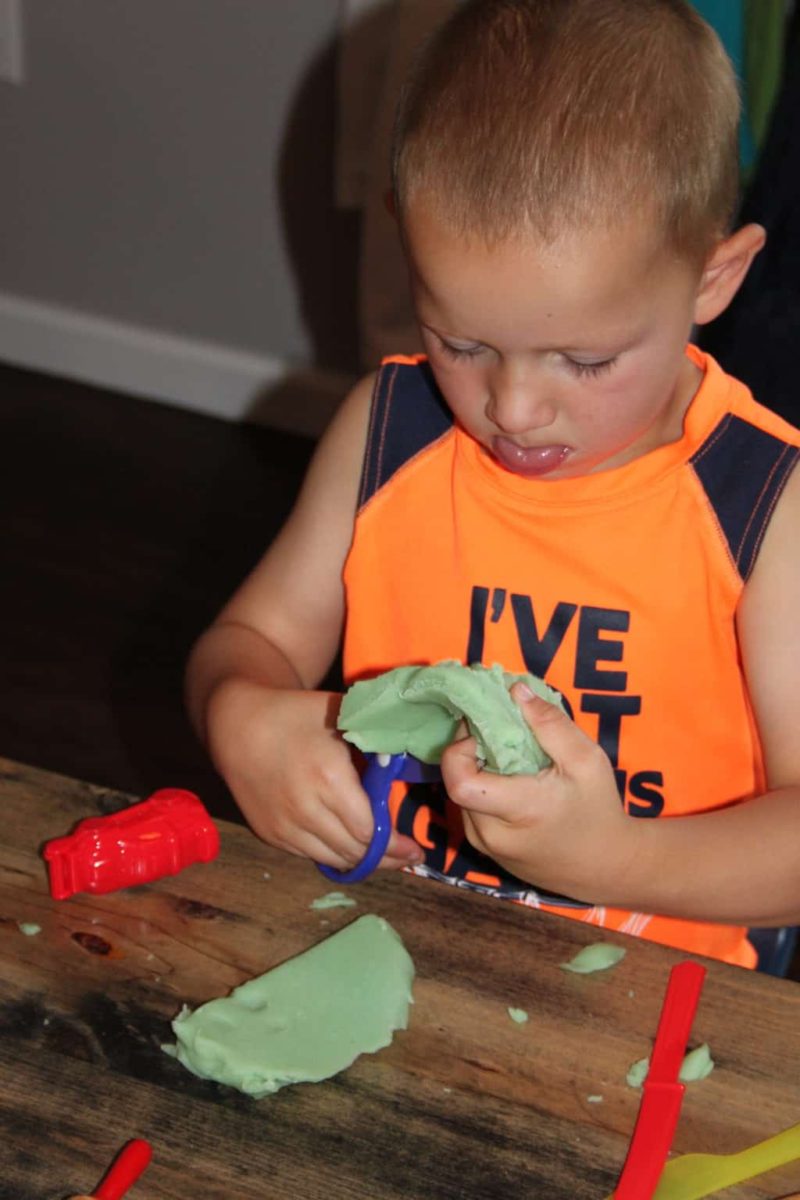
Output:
[587, 1094, 604, 1103]
[560, 943, 626, 974]
[626, 1057, 650, 1088]
[507, 1007, 529, 1024]
[162, 914, 413, 1097]
[309, 891, 358, 911]
[17, 922, 41, 936]
[338, 661, 564, 774]
[626, 1043, 715, 1089]
[679, 1042, 715, 1082]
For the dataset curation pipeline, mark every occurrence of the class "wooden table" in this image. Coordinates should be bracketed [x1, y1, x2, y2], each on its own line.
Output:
[2, 757, 800, 1200]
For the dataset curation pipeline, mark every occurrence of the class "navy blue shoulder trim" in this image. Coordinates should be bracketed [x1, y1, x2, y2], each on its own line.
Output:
[690, 414, 799, 580]
[358, 360, 453, 508]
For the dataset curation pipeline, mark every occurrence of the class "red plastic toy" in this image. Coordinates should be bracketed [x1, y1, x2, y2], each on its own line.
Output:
[68, 1137, 153, 1200]
[43, 788, 220, 900]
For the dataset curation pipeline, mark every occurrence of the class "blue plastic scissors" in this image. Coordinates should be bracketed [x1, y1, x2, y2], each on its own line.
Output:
[317, 752, 440, 884]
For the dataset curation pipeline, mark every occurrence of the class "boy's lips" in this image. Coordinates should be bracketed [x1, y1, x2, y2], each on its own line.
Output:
[491, 436, 570, 477]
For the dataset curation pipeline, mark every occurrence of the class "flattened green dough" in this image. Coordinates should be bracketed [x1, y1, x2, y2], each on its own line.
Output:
[626, 1056, 650, 1089]
[679, 1043, 715, 1082]
[309, 891, 357, 910]
[560, 943, 627, 974]
[338, 661, 564, 773]
[162, 914, 414, 1097]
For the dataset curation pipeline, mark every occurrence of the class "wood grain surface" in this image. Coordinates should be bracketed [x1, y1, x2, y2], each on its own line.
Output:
[2, 757, 800, 1200]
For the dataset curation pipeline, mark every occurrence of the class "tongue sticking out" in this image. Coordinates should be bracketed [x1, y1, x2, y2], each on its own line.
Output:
[492, 437, 569, 477]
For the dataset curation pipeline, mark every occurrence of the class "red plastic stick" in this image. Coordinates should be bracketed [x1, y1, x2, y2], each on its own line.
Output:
[93, 1139, 153, 1200]
[614, 961, 707, 1200]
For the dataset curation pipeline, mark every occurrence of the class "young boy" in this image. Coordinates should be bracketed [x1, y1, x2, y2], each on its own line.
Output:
[186, 0, 800, 968]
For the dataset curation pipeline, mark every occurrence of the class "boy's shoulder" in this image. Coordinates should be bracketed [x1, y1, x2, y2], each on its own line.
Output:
[688, 348, 798, 443]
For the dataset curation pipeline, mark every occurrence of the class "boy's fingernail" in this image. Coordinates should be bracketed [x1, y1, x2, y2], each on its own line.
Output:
[407, 847, 424, 864]
[516, 683, 534, 701]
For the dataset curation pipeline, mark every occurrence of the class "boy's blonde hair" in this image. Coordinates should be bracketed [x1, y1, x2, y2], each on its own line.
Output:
[392, 0, 741, 263]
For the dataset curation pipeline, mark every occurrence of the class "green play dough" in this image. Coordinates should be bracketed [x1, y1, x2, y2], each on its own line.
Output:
[162, 914, 414, 1097]
[678, 1042, 715, 1082]
[626, 1056, 650, 1089]
[309, 891, 357, 910]
[560, 943, 626, 974]
[337, 661, 564, 774]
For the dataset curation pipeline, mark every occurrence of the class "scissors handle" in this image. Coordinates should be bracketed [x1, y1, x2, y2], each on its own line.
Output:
[317, 753, 408, 884]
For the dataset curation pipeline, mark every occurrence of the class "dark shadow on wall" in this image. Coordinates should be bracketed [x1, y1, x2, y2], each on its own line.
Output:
[274, 1, 399, 378]
[248, 4, 403, 431]
[275, 27, 362, 376]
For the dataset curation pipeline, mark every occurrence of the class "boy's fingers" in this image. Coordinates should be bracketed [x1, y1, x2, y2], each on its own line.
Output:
[318, 759, 381, 844]
[287, 826, 362, 870]
[301, 806, 373, 867]
[440, 736, 510, 815]
[320, 776, 424, 867]
[381, 830, 425, 868]
[324, 772, 424, 866]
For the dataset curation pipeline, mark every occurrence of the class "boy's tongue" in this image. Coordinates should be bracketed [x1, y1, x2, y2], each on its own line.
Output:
[492, 436, 569, 477]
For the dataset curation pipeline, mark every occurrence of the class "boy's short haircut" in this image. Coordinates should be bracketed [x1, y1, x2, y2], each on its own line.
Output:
[392, 0, 741, 264]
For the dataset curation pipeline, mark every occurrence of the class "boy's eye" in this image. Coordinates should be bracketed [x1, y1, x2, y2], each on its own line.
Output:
[437, 338, 483, 361]
[566, 356, 618, 378]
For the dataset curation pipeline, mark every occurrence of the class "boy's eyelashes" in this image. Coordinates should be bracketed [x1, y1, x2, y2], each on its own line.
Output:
[436, 337, 484, 360]
[435, 335, 619, 379]
[566, 356, 618, 378]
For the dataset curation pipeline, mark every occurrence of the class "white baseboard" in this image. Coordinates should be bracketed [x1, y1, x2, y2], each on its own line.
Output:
[0, 292, 354, 438]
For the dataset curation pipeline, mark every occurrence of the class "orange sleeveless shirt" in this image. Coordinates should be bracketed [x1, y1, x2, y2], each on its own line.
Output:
[342, 347, 800, 966]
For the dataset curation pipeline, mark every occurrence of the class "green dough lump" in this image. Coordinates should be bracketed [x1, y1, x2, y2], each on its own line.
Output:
[162, 914, 414, 1097]
[338, 661, 564, 774]
[309, 891, 357, 911]
[560, 943, 626, 974]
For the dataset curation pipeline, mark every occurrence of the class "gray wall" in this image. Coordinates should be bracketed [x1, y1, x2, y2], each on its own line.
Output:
[0, 0, 360, 376]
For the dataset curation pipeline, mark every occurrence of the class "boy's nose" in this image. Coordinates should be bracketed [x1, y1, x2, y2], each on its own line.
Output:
[486, 366, 556, 434]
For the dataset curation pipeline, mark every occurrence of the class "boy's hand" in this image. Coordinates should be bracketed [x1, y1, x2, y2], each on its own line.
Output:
[440, 683, 641, 902]
[206, 679, 423, 872]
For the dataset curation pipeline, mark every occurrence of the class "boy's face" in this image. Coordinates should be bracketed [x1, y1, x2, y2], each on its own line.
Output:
[403, 203, 705, 480]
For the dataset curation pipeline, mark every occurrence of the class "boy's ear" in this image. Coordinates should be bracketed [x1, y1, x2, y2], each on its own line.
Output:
[693, 223, 766, 326]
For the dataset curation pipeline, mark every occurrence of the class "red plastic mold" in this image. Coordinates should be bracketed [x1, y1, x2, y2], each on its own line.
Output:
[43, 788, 220, 900]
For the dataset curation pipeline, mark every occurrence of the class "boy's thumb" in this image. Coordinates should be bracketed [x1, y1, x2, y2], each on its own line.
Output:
[511, 682, 582, 765]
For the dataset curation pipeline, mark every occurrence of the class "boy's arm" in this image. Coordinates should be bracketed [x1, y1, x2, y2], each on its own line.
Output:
[185, 373, 424, 871]
[186, 371, 375, 733]
[442, 464, 800, 926]
[630, 459, 800, 926]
